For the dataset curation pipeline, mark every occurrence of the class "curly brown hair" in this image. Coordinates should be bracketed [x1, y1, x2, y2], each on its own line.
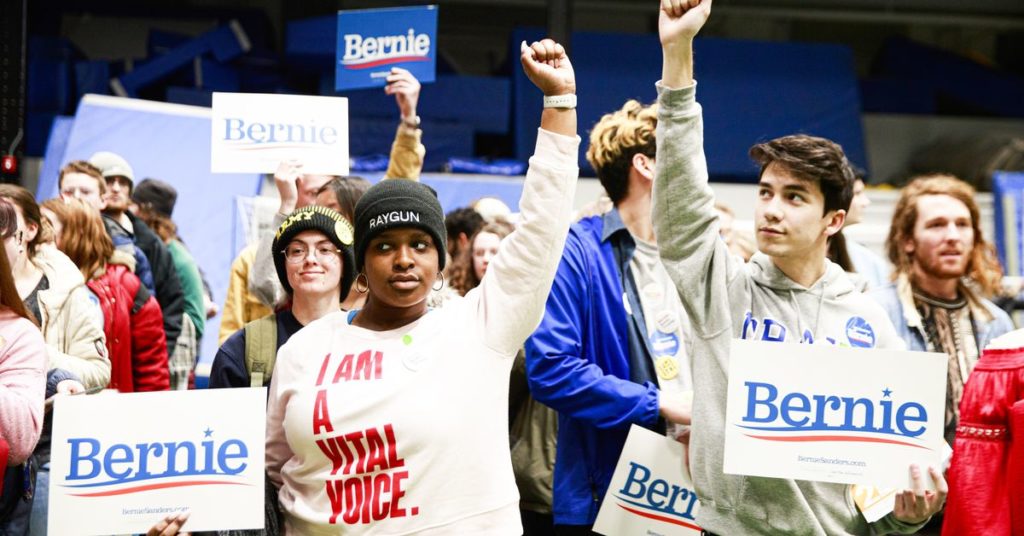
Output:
[448, 221, 514, 296]
[586, 100, 657, 204]
[886, 174, 1003, 296]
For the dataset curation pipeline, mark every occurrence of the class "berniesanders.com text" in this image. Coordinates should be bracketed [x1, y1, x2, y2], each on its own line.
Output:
[798, 455, 867, 468]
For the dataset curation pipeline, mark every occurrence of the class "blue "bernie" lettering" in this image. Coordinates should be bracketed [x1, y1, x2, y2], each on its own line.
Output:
[741, 381, 927, 438]
[223, 118, 338, 146]
[617, 462, 699, 520]
[66, 433, 249, 486]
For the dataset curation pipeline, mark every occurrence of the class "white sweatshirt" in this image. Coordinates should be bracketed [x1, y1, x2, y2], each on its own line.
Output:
[266, 129, 579, 535]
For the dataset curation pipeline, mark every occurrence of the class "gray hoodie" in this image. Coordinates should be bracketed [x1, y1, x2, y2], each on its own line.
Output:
[652, 83, 923, 535]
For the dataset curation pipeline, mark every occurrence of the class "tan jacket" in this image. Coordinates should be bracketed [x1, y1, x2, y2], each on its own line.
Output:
[218, 243, 273, 345]
[34, 245, 110, 390]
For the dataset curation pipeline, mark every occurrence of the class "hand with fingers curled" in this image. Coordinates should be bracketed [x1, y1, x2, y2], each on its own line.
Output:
[892, 464, 948, 524]
[519, 38, 576, 97]
[147, 511, 190, 536]
[659, 0, 712, 47]
[384, 67, 421, 122]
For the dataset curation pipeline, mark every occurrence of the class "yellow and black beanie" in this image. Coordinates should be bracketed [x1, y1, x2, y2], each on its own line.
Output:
[272, 206, 356, 301]
[353, 179, 447, 271]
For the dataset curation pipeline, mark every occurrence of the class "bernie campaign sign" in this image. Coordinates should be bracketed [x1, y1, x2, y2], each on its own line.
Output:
[335, 5, 438, 92]
[723, 339, 946, 490]
[48, 389, 266, 535]
[211, 92, 350, 175]
[594, 425, 702, 535]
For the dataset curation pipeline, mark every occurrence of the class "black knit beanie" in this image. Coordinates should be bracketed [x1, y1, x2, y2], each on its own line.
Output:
[272, 206, 356, 301]
[353, 180, 447, 271]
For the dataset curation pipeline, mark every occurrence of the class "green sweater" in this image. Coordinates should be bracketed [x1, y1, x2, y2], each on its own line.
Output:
[167, 239, 205, 340]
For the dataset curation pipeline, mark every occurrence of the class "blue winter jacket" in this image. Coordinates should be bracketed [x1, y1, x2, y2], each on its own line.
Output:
[525, 210, 663, 526]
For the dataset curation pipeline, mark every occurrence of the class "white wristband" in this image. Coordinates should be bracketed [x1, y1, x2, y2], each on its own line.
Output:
[543, 94, 577, 109]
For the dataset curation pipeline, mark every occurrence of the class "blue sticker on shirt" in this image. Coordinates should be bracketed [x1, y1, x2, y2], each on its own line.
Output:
[650, 330, 680, 357]
[845, 317, 876, 348]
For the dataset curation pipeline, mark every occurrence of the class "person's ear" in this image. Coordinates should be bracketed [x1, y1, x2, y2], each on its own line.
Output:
[632, 153, 655, 181]
[23, 221, 38, 243]
[823, 209, 845, 237]
[903, 238, 915, 255]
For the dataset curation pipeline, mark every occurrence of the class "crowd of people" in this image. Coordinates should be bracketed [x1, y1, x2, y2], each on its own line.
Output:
[2, 1, 1023, 535]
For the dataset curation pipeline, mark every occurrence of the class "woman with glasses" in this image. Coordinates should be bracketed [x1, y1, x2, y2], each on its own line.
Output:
[209, 205, 355, 390]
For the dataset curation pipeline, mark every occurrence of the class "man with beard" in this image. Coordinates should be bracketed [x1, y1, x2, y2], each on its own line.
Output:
[870, 174, 1014, 445]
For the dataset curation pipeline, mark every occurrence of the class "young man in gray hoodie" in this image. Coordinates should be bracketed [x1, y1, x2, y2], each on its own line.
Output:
[651, 1, 947, 534]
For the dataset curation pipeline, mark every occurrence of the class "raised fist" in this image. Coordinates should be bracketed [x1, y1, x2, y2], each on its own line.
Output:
[659, 0, 712, 47]
[520, 39, 576, 97]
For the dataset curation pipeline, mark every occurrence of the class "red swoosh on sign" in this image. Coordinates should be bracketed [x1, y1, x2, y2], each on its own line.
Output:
[343, 56, 430, 69]
[69, 480, 249, 497]
[744, 434, 930, 450]
[616, 503, 702, 531]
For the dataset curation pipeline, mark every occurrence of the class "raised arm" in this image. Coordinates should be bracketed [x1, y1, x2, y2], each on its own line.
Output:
[652, 0, 741, 339]
[474, 39, 579, 355]
[383, 68, 426, 180]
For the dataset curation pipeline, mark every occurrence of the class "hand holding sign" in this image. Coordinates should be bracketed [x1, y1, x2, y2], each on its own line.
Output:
[385, 68, 421, 123]
[147, 511, 191, 536]
[520, 39, 576, 97]
[893, 465, 947, 524]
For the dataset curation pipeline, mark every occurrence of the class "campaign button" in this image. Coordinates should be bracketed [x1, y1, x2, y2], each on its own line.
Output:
[655, 356, 679, 381]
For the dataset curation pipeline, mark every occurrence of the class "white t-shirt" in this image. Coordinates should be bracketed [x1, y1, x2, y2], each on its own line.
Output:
[265, 129, 580, 535]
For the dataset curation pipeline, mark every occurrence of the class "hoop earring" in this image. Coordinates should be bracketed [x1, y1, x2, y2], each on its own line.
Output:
[354, 273, 369, 294]
[432, 271, 444, 292]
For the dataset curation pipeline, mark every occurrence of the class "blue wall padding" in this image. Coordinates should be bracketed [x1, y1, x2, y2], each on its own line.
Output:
[27, 58, 73, 113]
[349, 117, 474, 172]
[198, 59, 241, 92]
[875, 37, 1024, 118]
[166, 86, 213, 107]
[993, 171, 1024, 275]
[860, 77, 936, 114]
[26, 113, 57, 157]
[351, 171, 525, 215]
[113, 23, 248, 97]
[39, 96, 263, 366]
[286, 15, 335, 58]
[512, 30, 868, 180]
[332, 75, 510, 135]
[37, 115, 74, 185]
[74, 61, 111, 100]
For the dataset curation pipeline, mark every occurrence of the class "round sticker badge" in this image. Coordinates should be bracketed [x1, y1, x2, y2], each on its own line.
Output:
[650, 330, 681, 357]
[655, 356, 679, 381]
[655, 310, 680, 334]
[845, 316, 876, 348]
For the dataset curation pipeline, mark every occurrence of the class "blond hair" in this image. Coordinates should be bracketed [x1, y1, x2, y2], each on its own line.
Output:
[585, 100, 657, 204]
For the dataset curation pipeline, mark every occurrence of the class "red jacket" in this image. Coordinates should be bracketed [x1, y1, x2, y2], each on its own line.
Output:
[87, 262, 170, 392]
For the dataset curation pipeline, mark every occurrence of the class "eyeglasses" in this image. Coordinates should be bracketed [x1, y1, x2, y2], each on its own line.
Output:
[281, 244, 342, 264]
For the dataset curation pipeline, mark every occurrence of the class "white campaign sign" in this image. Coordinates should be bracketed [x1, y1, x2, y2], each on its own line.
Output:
[211, 92, 349, 175]
[594, 425, 702, 536]
[49, 388, 267, 535]
[724, 339, 946, 489]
